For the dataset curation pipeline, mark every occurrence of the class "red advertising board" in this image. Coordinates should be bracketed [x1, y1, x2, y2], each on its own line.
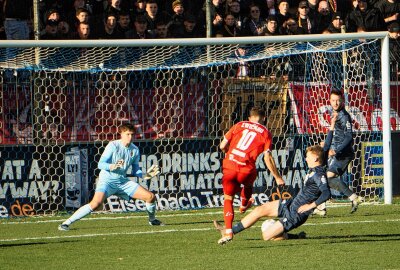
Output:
[289, 83, 400, 133]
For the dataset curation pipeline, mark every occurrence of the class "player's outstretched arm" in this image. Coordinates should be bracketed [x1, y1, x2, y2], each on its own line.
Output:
[298, 175, 331, 214]
[264, 151, 285, 185]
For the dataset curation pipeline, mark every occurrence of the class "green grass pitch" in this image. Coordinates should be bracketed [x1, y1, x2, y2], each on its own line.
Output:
[0, 203, 399, 270]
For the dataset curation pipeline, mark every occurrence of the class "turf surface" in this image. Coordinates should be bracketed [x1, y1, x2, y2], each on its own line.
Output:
[0, 203, 399, 270]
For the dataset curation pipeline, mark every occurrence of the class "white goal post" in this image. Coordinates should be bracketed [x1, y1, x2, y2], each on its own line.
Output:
[0, 32, 392, 217]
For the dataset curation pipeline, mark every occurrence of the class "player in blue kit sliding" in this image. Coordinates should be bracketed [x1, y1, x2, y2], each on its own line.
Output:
[59, 123, 162, 231]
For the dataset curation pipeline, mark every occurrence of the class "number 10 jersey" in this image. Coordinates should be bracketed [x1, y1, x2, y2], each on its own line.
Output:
[222, 121, 272, 173]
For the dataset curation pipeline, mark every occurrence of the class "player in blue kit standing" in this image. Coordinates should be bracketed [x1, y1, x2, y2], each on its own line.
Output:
[59, 123, 162, 231]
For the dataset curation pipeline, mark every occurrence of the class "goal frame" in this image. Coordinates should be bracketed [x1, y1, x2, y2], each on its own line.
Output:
[0, 31, 392, 204]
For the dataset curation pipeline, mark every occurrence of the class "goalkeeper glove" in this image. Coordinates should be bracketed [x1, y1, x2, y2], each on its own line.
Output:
[144, 164, 160, 180]
[110, 159, 124, 171]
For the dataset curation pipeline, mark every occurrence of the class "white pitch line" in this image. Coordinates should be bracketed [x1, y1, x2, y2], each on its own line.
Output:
[0, 202, 383, 225]
[0, 228, 212, 243]
[0, 211, 224, 225]
[303, 218, 400, 226]
[0, 218, 399, 243]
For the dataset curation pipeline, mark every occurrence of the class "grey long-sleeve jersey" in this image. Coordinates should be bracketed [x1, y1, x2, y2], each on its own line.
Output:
[290, 165, 331, 215]
[329, 108, 354, 157]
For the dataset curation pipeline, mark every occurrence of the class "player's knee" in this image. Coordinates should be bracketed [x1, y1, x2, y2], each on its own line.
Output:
[253, 205, 269, 217]
[146, 192, 155, 203]
[327, 171, 337, 178]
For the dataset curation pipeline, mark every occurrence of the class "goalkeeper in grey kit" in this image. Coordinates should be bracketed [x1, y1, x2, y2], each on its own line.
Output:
[59, 123, 162, 231]
[314, 89, 361, 216]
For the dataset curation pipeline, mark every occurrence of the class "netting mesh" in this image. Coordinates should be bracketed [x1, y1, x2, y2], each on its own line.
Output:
[0, 39, 369, 71]
[0, 38, 397, 216]
[299, 41, 384, 201]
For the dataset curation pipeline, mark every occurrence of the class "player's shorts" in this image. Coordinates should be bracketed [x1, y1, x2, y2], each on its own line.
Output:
[327, 155, 353, 176]
[277, 198, 308, 232]
[222, 168, 257, 196]
[96, 177, 139, 200]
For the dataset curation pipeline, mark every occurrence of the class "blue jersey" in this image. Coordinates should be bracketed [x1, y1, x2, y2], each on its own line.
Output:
[290, 165, 331, 214]
[330, 108, 354, 157]
[98, 140, 143, 182]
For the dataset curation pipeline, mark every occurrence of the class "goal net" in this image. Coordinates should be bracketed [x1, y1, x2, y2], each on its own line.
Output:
[0, 34, 396, 216]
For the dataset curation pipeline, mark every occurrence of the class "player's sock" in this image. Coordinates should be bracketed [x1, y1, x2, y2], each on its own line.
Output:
[63, 204, 93, 226]
[232, 221, 245, 234]
[328, 176, 353, 197]
[349, 193, 358, 201]
[223, 199, 234, 233]
[146, 202, 157, 221]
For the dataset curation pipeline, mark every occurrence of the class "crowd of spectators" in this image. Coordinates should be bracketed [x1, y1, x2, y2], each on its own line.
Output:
[0, 0, 399, 40]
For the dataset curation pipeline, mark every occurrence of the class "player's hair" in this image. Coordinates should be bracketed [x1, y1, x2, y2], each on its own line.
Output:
[249, 107, 265, 118]
[330, 89, 343, 98]
[306, 145, 324, 163]
[118, 123, 136, 133]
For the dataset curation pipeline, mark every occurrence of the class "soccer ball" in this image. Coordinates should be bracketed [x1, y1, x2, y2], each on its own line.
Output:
[261, 219, 275, 233]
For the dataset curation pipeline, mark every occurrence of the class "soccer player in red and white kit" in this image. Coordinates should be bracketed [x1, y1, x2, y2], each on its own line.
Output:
[217, 107, 284, 244]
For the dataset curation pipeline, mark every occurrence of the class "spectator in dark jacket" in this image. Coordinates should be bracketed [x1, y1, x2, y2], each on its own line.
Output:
[96, 13, 124, 39]
[69, 22, 92, 39]
[117, 11, 132, 35]
[126, 14, 153, 38]
[296, 1, 317, 33]
[155, 20, 170, 38]
[216, 13, 240, 37]
[307, 0, 320, 21]
[326, 11, 344, 33]
[242, 4, 266, 36]
[276, 0, 291, 30]
[375, 0, 400, 26]
[346, 0, 386, 32]
[172, 13, 202, 38]
[168, 0, 185, 37]
[264, 15, 279, 35]
[314, 0, 333, 33]
[40, 19, 60, 39]
[282, 17, 308, 34]
[228, 0, 246, 34]
[105, 0, 122, 18]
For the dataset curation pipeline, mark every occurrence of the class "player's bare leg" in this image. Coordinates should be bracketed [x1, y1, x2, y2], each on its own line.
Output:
[59, 192, 106, 231]
[132, 186, 163, 226]
[241, 200, 280, 229]
[215, 200, 280, 243]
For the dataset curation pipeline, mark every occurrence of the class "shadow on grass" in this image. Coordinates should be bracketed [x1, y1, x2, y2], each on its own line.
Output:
[246, 233, 400, 248]
[0, 240, 78, 248]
